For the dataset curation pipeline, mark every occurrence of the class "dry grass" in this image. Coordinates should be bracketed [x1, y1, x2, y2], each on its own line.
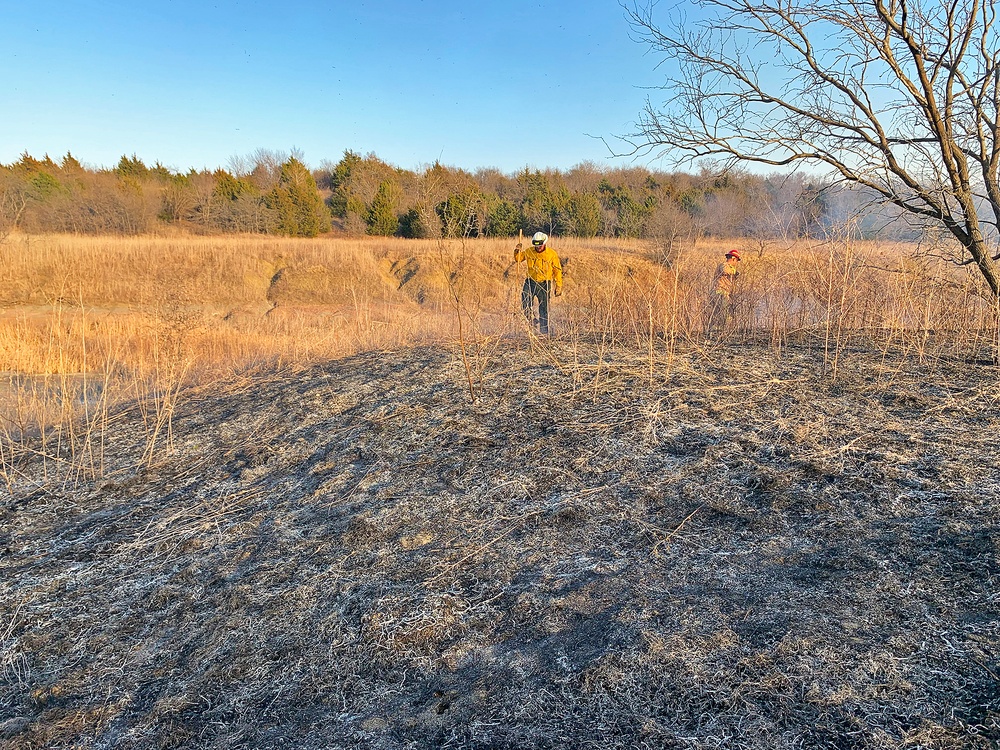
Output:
[0, 233, 679, 480]
[0, 339, 997, 748]
[0, 231, 996, 484]
[1, 231, 998, 746]
[2, 232, 993, 371]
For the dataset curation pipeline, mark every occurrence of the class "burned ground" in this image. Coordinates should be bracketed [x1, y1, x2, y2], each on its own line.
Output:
[1, 339, 998, 749]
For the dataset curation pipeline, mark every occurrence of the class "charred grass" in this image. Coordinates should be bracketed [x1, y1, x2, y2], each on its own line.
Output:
[1, 338, 998, 748]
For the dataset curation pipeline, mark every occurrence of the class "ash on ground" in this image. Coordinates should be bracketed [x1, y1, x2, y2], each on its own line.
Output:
[1, 339, 998, 749]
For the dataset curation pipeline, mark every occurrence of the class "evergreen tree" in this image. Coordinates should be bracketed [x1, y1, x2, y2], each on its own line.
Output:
[367, 181, 399, 236]
[115, 154, 149, 180]
[598, 181, 648, 237]
[484, 196, 520, 237]
[60, 152, 83, 173]
[437, 187, 483, 237]
[213, 170, 257, 202]
[328, 150, 363, 217]
[399, 206, 432, 238]
[13, 152, 58, 174]
[266, 157, 330, 237]
[567, 193, 602, 237]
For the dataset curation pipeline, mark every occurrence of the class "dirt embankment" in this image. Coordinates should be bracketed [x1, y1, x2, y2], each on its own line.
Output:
[1, 340, 998, 749]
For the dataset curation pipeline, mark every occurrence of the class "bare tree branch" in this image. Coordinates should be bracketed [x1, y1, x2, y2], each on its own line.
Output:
[621, 0, 1000, 297]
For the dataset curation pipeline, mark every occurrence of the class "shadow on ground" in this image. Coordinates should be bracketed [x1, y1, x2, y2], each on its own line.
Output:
[1, 339, 998, 749]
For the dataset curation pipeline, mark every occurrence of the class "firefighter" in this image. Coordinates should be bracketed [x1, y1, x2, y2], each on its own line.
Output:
[514, 231, 563, 335]
[710, 248, 741, 330]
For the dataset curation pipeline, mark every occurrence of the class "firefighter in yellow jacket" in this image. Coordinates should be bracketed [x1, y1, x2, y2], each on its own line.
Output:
[514, 232, 563, 335]
[710, 248, 741, 331]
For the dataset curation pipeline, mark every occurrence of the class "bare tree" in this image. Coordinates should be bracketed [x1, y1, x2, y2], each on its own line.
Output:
[248, 148, 288, 192]
[0, 176, 28, 242]
[622, 0, 1000, 297]
[227, 153, 253, 179]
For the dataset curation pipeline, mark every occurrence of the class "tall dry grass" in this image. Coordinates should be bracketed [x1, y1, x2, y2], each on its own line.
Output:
[1, 231, 995, 485]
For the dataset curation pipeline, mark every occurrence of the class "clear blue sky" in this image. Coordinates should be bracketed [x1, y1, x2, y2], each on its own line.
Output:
[2, 0, 662, 174]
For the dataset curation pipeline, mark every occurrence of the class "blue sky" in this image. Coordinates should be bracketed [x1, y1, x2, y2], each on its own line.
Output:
[2, 0, 663, 174]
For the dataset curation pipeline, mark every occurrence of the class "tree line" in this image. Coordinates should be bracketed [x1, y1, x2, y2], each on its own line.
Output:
[0, 148, 902, 242]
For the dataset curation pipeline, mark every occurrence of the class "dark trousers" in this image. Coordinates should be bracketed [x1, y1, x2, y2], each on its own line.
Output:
[521, 278, 551, 333]
[708, 292, 732, 333]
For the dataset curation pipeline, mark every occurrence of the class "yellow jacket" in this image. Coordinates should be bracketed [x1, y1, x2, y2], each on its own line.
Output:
[514, 245, 563, 293]
[714, 260, 739, 297]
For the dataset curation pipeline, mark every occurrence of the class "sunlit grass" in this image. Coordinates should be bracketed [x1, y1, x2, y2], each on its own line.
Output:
[0, 231, 994, 485]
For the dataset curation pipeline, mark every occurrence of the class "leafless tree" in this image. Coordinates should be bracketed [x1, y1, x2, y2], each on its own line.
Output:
[248, 148, 288, 192]
[622, 0, 1000, 297]
[227, 154, 253, 179]
[0, 177, 28, 242]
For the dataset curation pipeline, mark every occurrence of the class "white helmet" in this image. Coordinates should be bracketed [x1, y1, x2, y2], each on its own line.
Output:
[531, 232, 548, 246]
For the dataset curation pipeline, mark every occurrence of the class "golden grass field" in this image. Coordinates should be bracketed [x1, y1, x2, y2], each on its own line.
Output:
[3, 231, 993, 368]
[0, 230, 996, 482]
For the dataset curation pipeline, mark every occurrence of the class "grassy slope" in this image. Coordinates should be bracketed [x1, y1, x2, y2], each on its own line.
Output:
[0, 234, 676, 378]
[1, 339, 998, 749]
